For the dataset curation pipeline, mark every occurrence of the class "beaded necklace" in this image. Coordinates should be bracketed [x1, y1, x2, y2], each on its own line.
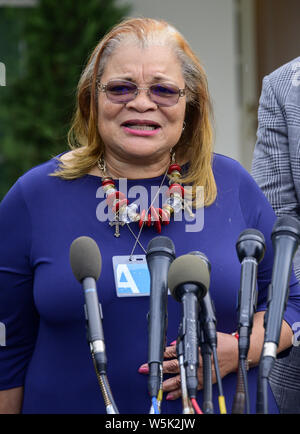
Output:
[98, 158, 186, 238]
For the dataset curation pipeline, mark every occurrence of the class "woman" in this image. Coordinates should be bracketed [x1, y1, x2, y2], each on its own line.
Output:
[0, 17, 299, 414]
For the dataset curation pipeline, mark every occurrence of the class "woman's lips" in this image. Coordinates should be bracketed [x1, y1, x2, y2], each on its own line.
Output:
[121, 125, 161, 136]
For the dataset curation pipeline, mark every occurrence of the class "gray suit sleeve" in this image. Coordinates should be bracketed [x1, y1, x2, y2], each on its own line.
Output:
[252, 75, 298, 217]
[252, 70, 300, 281]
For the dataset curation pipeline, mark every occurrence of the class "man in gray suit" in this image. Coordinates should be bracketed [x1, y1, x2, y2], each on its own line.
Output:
[252, 57, 300, 413]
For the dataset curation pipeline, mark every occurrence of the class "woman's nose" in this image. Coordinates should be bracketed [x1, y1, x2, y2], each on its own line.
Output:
[125, 89, 158, 111]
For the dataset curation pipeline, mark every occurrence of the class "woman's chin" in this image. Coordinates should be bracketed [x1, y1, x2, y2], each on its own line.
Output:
[119, 145, 169, 162]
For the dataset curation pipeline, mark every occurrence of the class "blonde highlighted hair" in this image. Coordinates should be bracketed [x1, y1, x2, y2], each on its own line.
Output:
[51, 17, 217, 207]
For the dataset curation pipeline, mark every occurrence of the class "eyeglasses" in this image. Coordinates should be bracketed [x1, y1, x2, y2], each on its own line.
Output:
[98, 79, 186, 107]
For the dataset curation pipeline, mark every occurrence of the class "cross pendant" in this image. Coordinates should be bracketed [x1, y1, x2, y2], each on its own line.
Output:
[109, 216, 125, 237]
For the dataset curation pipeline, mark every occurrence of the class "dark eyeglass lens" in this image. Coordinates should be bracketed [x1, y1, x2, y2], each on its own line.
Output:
[150, 84, 179, 106]
[104, 81, 181, 106]
[106, 81, 136, 102]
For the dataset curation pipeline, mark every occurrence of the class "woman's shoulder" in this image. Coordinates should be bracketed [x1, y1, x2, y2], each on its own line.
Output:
[7, 152, 69, 202]
[212, 153, 276, 227]
[212, 152, 264, 199]
[0, 154, 64, 212]
[212, 152, 250, 181]
[212, 152, 242, 167]
[19, 152, 68, 184]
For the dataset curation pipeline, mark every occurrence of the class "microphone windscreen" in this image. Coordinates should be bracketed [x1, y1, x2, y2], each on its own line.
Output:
[146, 236, 176, 257]
[238, 228, 265, 243]
[168, 254, 210, 299]
[189, 251, 211, 273]
[70, 236, 102, 282]
[272, 215, 300, 240]
[236, 228, 266, 262]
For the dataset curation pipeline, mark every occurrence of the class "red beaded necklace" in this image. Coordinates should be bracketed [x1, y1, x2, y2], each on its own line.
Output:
[99, 160, 186, 237]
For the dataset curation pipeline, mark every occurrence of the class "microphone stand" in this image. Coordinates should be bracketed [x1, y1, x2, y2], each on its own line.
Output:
[232, 348, 249, 414]
[199, 291, 226, 414]
[149, 368, 163, 414]
[91, 352, 119, 414]
[177, 327, 194, 414]
[199, 327, 214, 414]
[84, 303, 119, 414]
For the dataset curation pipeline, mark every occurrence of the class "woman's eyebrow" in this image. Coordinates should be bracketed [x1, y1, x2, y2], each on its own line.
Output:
[152, 76, 174, 82]
[107, 74, 176, 83]
[107, 76, 134, 82]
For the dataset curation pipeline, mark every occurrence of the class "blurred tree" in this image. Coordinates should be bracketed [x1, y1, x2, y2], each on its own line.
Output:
[0, 0, 131, 199]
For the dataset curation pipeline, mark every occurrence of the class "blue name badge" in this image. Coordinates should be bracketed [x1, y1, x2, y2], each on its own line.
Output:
[112, 255, 150, 297]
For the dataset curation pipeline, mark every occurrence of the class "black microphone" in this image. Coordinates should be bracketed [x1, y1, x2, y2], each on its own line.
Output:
[168, 254, 209, 398]
[189, 251, 215, 414]
[189, 253, 217, 348]
[263, 216, 300, 352]
[236, 229, 266, 358]
[189, 251, 227, 413]
[146, 236, 176, 399]
[69, 236, 106, 374]
[257, 215, 300, 413]
[233, 229, 265, 414]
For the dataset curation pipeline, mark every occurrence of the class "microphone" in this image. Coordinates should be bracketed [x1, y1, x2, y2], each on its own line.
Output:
[235, 229, 266, 359]
[257, 215, 300, 413]
[189, 251, 214, 414]
[189, 251, 227, 414]
[233, 229, 266, 414]
[146, 236, 176, 401]
[168, 254, 209, 398]
[189, 253, 216, 348]
[70, 236, 119, 414]
[69, 236, 106, 373]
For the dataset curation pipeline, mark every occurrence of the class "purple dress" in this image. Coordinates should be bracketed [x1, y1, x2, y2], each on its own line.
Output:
[0, 152, 299, 414]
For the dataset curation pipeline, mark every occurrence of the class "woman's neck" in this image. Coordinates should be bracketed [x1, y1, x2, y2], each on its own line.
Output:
[103, 153, 172, 179]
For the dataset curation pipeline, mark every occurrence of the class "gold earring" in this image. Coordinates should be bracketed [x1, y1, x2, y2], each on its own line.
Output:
[170, 149, 176, 164]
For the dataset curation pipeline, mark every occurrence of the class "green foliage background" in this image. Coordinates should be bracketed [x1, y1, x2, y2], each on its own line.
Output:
[0, 0, 131, 200]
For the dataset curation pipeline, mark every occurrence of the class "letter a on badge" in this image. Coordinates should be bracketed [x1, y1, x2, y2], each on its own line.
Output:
[117, 264, 139, 294]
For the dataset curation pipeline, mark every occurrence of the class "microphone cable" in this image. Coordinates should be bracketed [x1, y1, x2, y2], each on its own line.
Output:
[199, 327, 214, 414]
[211, 344, 227, 414]
[149, 371, 163, 414]
[157, 388, 163, 412]
[151, 397, 160, 414]
[179, 329, 203, 416]
[176, 333, 194, 414]
[199, 299, 226, 414]
[149, 367, 162, 414]
[231, 332, 250, 414]
[240, 357, 250, 413]
[191, 398, 203, 415]
[232, 339, 250, 414]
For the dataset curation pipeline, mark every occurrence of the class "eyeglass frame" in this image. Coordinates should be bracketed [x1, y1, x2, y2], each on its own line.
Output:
[97, 79, 186, 106]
